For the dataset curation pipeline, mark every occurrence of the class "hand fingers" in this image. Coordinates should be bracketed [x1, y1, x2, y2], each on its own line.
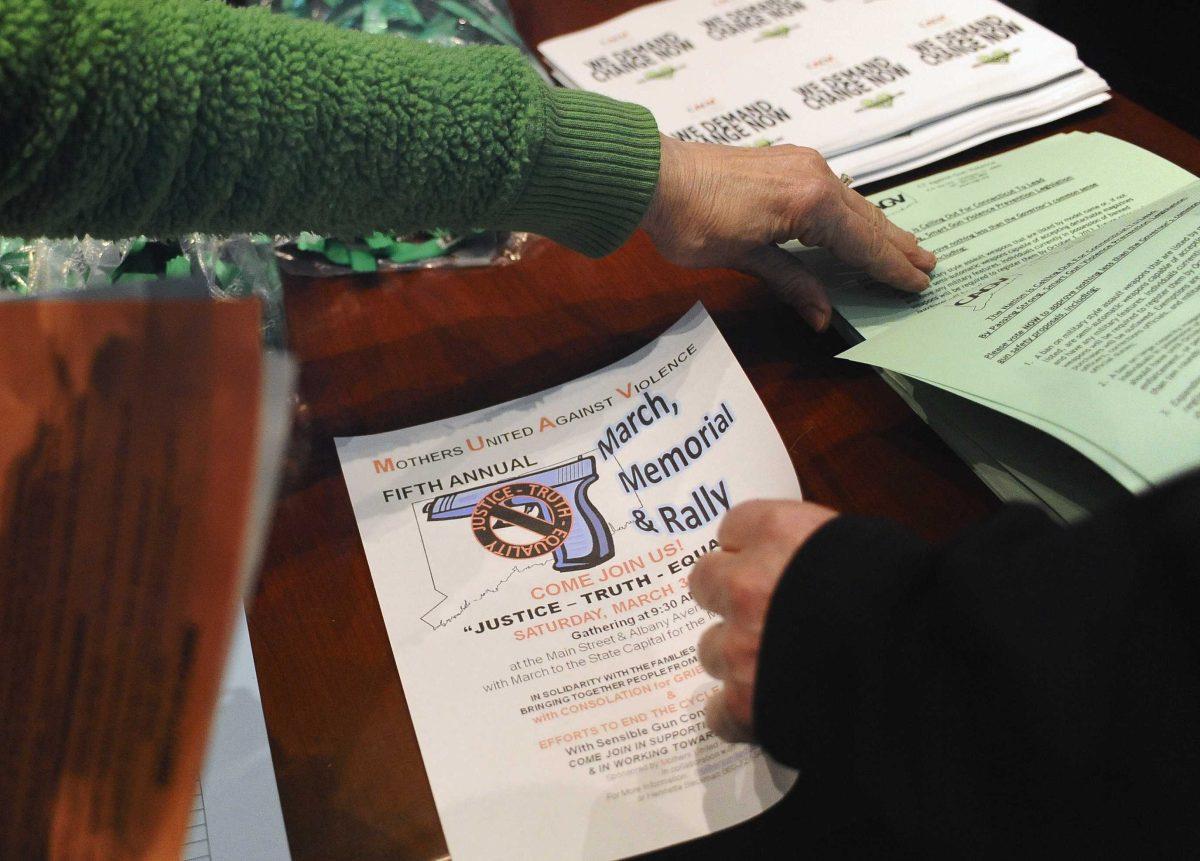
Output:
[690, 548, 773, 634]
[736, 245, 833, 331]
[697, 622, 761, 684]
[689, 550, 738, 618]
[717, 499, 839, 571]
[716, 499, 802, 550]
[789, 161, 931, 291]
[839, 182, 937, 273]
[706, 687, 754, 743]
[697, 622, 729, 679]
[823, 201, 931, 293]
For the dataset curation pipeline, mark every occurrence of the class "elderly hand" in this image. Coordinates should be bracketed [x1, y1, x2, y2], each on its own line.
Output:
[688, 499, 839, 742]
[641, 135, 936, 331]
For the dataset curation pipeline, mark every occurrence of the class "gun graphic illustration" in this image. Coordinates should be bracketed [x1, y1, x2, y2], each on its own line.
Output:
[423, 456, 615, 572]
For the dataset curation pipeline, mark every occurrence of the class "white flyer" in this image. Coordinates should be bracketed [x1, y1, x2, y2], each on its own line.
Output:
[336, 305, 799, 860]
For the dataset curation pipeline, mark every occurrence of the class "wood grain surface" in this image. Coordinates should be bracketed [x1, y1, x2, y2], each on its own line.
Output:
[247, 4, 1200, 858]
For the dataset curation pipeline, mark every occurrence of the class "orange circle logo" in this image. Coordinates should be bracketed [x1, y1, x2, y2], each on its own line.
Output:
[469, 482, 573, 560]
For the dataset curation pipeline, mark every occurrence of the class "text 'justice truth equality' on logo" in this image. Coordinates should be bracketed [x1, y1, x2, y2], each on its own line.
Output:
[424, 456, 616, 573]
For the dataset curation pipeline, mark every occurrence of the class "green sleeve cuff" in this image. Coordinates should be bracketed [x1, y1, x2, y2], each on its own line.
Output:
[500, 88, 661, 258]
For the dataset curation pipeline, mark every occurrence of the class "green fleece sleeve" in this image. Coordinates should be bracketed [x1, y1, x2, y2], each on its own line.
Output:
[0, 0, 661, 257]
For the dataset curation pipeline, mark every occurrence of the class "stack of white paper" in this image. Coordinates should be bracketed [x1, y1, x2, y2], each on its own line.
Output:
[538, 0, 1109, 186]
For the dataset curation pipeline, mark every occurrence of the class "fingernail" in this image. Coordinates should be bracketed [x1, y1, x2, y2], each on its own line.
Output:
[919, 248, 937, 271]
[802, 305, 830, 331]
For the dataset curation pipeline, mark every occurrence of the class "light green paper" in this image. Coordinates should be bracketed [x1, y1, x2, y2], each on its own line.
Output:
[876, 369, 1135, 522]
[895, 370, 1152, 495]
[842, 183, 1200, 490]
[791, 132, 1197, 341]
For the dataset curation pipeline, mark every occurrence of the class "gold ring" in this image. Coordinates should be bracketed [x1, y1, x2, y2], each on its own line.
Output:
[838, 173, 854, 186]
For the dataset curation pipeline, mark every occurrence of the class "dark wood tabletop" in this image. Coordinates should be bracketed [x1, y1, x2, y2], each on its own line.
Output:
[247, 3, 1200, 858]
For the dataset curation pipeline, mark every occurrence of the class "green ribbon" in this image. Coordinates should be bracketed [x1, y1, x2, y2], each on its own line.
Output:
[291, 230, 457, 271]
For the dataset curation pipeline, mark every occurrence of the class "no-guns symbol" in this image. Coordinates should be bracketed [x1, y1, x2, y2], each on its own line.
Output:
[469, 482, 574, 560]
[424, 456, 614, 572]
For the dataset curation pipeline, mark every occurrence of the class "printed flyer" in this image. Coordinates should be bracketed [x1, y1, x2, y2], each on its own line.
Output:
[336, 305, 799, 860]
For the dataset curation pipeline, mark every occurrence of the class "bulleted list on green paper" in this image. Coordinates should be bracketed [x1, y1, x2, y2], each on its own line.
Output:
[841, 165, 1200, 491]
[787, 132, 1200, 506]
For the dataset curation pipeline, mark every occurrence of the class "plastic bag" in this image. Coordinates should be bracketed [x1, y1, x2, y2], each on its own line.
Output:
[264, 0, 539, 274]
[273, 229, 525, 276]
[0, 234, 286, 348]
[270, 0, 542, 62]
[0, 238, 32, 294]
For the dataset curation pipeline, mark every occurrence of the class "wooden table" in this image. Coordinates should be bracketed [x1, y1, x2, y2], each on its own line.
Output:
[248, 4, 1200, 857]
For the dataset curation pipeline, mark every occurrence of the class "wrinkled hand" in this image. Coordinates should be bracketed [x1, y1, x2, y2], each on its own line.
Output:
[689, 500, 839, 742]
[641, 135, 936, 331]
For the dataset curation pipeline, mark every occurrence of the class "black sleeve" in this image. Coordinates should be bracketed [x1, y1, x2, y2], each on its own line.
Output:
[754, 471, 1200, 857]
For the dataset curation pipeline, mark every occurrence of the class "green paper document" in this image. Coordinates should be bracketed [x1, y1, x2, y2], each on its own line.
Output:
[842, 182, 1200, 490]
[811, 133, 1200, 509]
[802, 133, 1196, 340]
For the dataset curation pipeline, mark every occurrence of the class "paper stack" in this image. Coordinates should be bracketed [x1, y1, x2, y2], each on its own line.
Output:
[538, 0, 1109, 186]
[790, 133, 1200, 523]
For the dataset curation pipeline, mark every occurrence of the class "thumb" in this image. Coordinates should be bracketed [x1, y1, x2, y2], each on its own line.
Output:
[737, 245, 833, 332]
